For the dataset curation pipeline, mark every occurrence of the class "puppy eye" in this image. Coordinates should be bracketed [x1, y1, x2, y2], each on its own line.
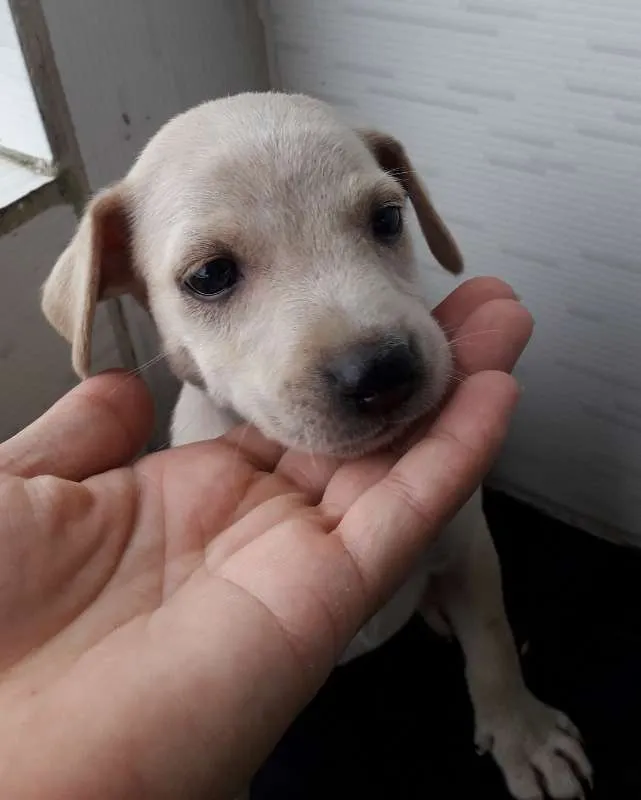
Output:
[184, 257, 240, 298]
[371, 205, 403, 242]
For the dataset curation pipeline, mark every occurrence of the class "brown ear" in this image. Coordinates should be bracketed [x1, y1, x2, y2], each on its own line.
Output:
[358, 129, 463, 275]
[41, 184, 145, 378]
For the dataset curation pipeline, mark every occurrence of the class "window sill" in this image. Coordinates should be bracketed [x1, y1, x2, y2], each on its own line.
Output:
[0, 155, 64, 236]
[0, 152, 54, 211]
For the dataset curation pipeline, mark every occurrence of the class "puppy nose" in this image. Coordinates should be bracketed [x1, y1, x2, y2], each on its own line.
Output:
[327, 337, 422, 415]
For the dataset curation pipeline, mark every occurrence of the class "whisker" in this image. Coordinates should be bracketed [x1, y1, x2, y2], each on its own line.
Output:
[152, 433, 175, 452]
[101, 350, 171, 409]
[131, 351, 169, 376]
[444, 328, 502, 349]
[228, 421, 252, 503]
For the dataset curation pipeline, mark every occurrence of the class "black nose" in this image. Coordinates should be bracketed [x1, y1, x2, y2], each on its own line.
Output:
[327, 337, 422, 415]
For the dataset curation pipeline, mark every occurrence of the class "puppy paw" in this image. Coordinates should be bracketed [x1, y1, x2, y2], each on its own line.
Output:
[421, 605, 453, 639]
[475, 696, 592, 799]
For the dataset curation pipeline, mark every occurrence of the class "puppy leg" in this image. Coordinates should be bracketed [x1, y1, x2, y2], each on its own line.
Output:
[423, 492, 592, 800]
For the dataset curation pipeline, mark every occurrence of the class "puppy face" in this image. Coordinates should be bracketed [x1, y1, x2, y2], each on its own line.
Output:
[42, 93, 463, 457]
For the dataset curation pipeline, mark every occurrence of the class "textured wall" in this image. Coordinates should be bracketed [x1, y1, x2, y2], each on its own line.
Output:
[262, 0, 641, 542]
[0, 207, 120, 439]
[41, 0, 270, 190]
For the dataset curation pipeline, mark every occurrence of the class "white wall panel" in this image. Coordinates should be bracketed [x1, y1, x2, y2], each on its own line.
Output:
[0, 206, 120, 439]
[41, 0, 270, 190]
[263, 0, 641, 542]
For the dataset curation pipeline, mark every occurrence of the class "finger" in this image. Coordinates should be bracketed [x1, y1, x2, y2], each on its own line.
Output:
[336, 371, 519, 609]
[275, 450, 342, 497]
[279, 296, 532, 500]
[221, 424, 286, 472]
[320, 453, 393, 521]
[205, 492, 324, 572]
[216, 428, 343, 496]
[0, 371, 154, 480]
[433, 276, 518, 332]
[451, 298, 533, 377]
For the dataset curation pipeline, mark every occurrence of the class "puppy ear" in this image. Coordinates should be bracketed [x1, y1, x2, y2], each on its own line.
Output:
[357, 129, 463, 275]
[42, 184, 145, 378]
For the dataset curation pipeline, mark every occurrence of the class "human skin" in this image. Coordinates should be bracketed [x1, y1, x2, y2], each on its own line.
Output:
[0, 277, 532, 799]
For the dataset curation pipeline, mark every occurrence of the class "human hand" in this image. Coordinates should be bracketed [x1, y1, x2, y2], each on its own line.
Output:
[0, 278, 532, 799]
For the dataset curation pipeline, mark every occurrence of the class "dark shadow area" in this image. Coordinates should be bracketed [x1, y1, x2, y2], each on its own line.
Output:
[252, 490, 641, 799]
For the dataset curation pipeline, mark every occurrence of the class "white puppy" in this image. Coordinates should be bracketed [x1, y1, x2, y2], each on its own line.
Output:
[42, 92, 591, 799]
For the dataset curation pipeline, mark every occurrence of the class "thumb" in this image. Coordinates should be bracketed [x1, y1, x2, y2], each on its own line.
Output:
[0, 371, 154, 480]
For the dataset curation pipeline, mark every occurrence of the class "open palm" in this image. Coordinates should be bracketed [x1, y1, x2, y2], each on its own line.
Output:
[0, 278, 532, 799]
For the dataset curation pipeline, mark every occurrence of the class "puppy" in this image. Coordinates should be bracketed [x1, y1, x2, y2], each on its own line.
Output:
[42, 92, 591, 799]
